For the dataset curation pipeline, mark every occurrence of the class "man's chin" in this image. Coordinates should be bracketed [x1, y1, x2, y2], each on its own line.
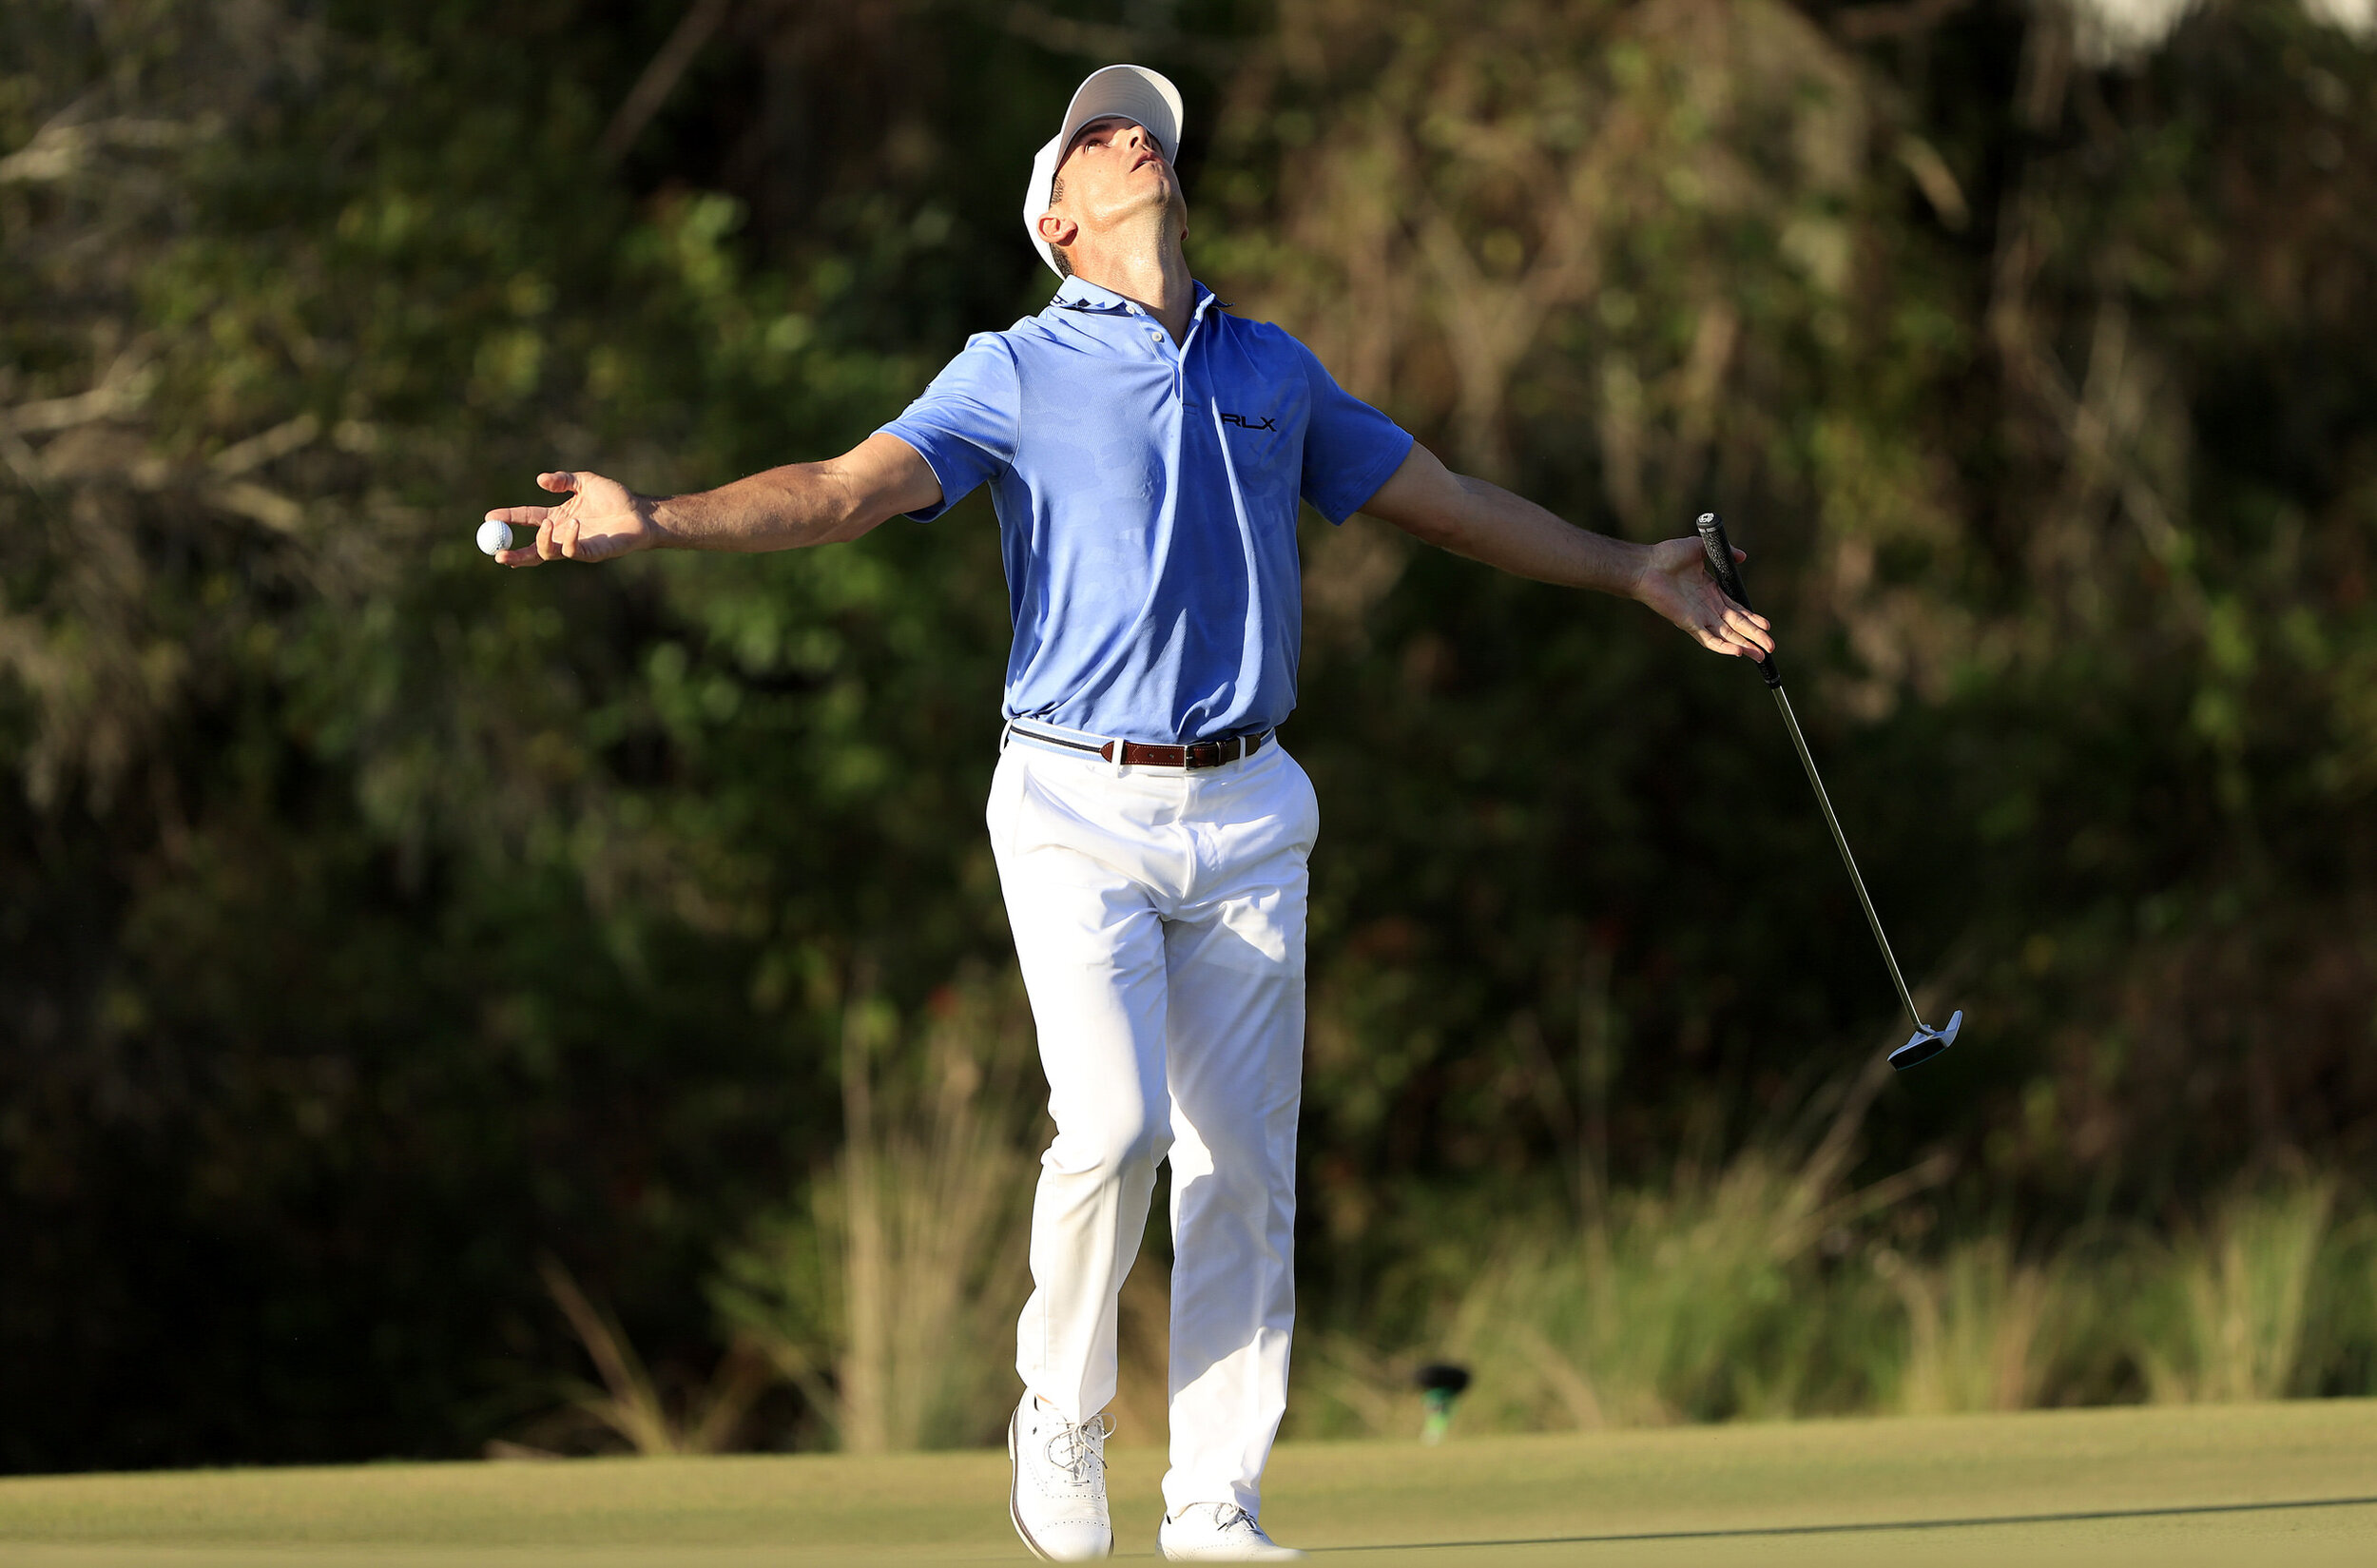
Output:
[1113, 189, 1181, 223]
[1075, 193, 1188, 254]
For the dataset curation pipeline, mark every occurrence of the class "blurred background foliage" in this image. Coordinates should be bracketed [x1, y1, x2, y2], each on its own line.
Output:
[3, 0, 2376, 1470]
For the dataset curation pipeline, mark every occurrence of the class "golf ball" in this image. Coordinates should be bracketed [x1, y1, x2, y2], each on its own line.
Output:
[476, 519, 513, 556]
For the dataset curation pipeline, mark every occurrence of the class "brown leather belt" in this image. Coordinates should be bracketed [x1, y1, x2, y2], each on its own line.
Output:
[1011, 724, 1269, 770]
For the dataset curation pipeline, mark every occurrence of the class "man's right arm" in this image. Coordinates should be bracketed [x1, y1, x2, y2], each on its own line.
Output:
[484, 433, 942, 568]
[1357, 440, 1774, 663]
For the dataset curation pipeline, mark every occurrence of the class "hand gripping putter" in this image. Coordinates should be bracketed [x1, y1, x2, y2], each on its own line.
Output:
[1694, 513, 1962, 1071]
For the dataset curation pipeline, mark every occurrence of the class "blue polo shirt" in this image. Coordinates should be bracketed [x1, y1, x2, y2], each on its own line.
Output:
[879, 276, 1412, 745]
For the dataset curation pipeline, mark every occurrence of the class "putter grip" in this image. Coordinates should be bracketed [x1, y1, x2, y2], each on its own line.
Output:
[1693, 511, 1781, 688]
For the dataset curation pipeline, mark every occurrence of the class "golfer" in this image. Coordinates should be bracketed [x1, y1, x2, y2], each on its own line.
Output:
[483, 65, 1772, 1561]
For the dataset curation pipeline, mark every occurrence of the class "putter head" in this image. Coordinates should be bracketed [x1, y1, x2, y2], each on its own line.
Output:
[1888, 1009, 1962, 1072]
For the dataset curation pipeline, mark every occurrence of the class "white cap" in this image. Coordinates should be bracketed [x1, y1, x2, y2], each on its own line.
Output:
[1021, 65, 1186, 278]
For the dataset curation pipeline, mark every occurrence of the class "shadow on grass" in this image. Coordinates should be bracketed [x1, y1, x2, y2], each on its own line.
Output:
[1315, 1493, 2377, 1552]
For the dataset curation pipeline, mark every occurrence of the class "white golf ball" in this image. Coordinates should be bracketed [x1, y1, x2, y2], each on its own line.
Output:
[476, 519, 513, 556]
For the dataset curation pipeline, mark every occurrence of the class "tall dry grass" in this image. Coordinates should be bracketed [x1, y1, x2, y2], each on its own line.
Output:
[685, 983, 2372, 1452]
[1296, 1057, 1953, 1436]
[1435, 1149, 1851, 1429]
[537, 1257, 768, 1455]
[1876, 1237, 2063, 1414]
[714, 974, 1041, 1450]
[1292, 1117, 2373, 1441]
[2136, 1173, 2337, 1403]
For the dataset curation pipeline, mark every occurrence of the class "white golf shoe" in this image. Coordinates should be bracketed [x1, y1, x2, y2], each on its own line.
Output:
[1007, 1392, 1113, 1561]
[1158, 1501, 1306, 1560]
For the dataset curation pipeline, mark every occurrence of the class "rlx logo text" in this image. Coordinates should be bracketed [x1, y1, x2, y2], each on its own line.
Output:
[1220, 412, 1278, 431]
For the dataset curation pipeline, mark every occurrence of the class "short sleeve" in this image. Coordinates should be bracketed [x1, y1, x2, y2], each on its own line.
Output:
[1295, 341, 1414, 526]
[877, 333, 1022, 521]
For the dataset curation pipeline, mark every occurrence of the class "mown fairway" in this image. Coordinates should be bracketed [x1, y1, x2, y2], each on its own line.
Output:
[3, 1400, 2373, 1566]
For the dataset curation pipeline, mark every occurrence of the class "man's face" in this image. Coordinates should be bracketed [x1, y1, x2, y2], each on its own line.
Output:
[1046, 115, 1184, 245]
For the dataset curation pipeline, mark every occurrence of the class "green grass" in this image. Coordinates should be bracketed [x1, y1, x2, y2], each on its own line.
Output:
[3, 1402, 2374, 1566]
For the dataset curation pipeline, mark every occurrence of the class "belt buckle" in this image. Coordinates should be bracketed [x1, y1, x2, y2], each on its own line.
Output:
[1186, 740, 1219, 768]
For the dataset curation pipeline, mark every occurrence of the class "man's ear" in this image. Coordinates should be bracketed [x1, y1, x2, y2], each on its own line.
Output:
[1036, 211, 1077, 249]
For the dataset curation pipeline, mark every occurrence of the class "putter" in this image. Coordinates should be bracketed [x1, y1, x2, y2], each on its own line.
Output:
[1693, 512, 1962, 1072]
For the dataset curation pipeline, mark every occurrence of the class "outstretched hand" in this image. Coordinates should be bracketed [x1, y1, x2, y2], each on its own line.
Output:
[1634, 536, 1776, 662]
[484, 471, 657, 567]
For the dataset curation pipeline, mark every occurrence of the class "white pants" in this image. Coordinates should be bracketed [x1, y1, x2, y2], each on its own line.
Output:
[988, 728, 1317, 1519]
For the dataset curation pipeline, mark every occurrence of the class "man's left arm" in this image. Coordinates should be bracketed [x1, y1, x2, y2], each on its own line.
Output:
[1356, 441, 1776, 663]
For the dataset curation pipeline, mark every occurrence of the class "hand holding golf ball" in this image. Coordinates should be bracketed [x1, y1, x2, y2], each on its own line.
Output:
[479, 469, 654, 567]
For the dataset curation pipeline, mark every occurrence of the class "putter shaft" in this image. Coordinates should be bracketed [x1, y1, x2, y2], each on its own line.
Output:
[1769, 686, 1924, 1029]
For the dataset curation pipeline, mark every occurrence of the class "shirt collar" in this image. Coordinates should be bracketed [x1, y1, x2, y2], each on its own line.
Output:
[1049, 275, 1224, 322]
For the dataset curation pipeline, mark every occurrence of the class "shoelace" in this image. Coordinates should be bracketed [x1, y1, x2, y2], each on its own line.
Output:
[1178, 1503, 1257, 1536]
[1043, 1411, 1113, 1486]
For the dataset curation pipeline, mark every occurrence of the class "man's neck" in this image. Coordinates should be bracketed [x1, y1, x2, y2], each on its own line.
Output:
[1068, 234, 1195, 342]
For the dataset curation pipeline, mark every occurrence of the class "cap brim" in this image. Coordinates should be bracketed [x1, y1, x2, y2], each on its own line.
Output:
[1023, 65, 1186, 278]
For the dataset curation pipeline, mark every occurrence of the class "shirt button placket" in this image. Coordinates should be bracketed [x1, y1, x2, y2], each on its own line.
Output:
[1147, 324, 1178, 397]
